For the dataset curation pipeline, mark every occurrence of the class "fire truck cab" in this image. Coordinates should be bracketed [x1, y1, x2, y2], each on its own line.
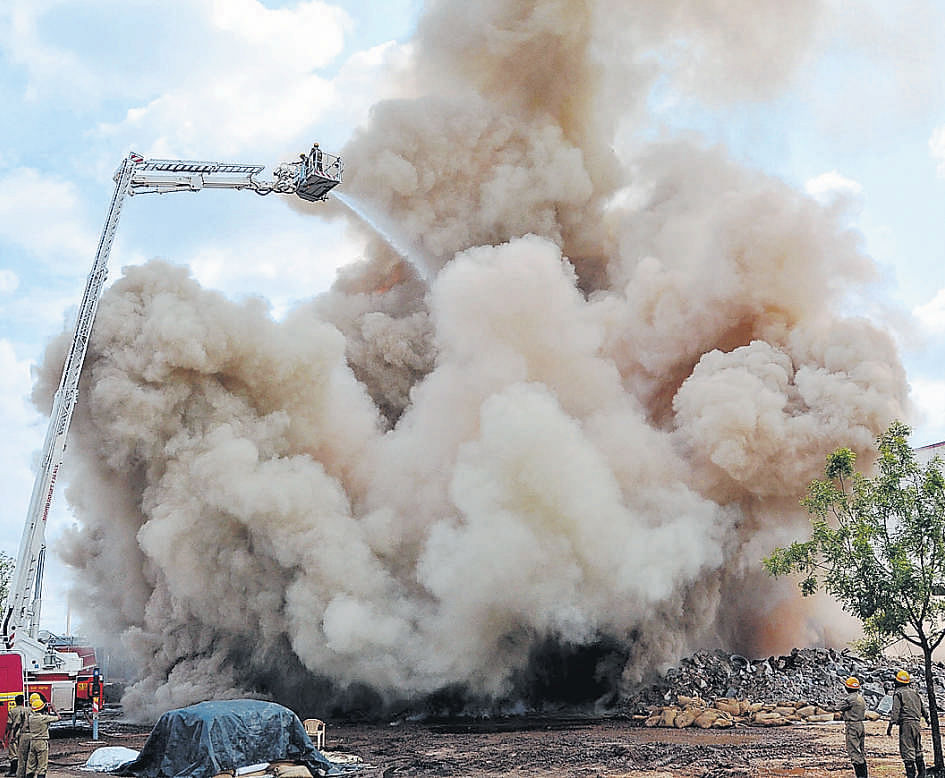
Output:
[0, 653, 23, 744]
[0, 631, 101, 741]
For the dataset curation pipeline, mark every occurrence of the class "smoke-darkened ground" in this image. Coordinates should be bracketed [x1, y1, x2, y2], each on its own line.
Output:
[35, 0, 909, 719]
[42, 714, 913, 778]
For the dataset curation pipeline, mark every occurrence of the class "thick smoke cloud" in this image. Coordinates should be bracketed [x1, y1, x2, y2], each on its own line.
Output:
[36, 0, 909, 719]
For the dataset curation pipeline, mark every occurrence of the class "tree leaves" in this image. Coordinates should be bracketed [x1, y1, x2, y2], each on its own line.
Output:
[764, 421, 945, 768]
[0, 551, 13, 609]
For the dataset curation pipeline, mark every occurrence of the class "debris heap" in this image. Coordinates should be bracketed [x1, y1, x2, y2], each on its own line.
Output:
[638, 695, 879, 729]
[623, 648, 945, 725]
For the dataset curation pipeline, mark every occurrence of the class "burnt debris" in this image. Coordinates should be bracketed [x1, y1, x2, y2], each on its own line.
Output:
[622, 647, 945, 717]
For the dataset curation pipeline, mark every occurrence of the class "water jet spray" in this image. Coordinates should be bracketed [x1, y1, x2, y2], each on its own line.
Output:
[332, 191, 433, 283]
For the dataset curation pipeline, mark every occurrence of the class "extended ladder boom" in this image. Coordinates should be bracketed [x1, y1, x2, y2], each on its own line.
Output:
[3, 155, 137, 644]
[2, 147, 341, 646]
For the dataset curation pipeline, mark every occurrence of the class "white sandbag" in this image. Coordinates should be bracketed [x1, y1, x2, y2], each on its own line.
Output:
[82, 746, 141, 771]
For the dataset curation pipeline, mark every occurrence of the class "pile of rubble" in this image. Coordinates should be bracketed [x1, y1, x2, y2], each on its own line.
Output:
[623, 647, 945, 724]
[637, 694, 881, 729]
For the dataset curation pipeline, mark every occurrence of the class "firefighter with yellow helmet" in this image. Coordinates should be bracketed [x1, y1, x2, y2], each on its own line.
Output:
[4, 695, 26, 777]
[12, 696, 35, 778]
[20, 694, 58, 778]
[838, 676, 868, 777]
[886, 670, 929, 778]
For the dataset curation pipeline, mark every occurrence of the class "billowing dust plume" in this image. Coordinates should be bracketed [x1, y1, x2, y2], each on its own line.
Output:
[36, 0, 909, 719]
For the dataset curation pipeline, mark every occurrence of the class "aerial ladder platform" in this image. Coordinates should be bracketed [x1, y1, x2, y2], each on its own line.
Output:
[0, 146, 341, 721]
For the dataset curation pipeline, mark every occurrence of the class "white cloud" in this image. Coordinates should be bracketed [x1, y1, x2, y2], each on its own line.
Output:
[910, 376, 945, 446]
[209, 0, 349, 66]
[0, 339, 43, 549]
[804, 170, 864, 201]
[0, 1, 99, 104]
[809, 2, 945, 146]
[0, 336, 74, 631]
[326, 40, 415, 135]
[914, 287, 945, 332]
[0, 269, 19, 294]
[0, 168, 96, 263]
[0, 338, 31, 402]
[0, 337, 74, 628]
[187, 219, 366, 317]
[92, 0, 353, 159]
[930, 125, 945, 178]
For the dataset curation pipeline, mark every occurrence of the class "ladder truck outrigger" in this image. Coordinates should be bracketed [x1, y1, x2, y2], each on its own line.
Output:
[0, 146, 342, 734]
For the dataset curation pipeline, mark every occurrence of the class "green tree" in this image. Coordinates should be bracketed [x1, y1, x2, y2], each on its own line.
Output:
[0, 551, 13, 608]
[764, 421, 945, 773]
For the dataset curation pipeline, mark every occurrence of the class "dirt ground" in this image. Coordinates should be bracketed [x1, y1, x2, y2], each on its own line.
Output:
[37, 713, 937, 778]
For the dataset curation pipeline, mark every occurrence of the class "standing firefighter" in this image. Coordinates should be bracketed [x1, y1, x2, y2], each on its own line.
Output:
[5, 696, 26, 777]
[838, 676, 868, 777]
[310, 142, 323, 173]
[12, 698, 32, 778]
[886, 670, 929, 778]
[23, 694, 58, 778]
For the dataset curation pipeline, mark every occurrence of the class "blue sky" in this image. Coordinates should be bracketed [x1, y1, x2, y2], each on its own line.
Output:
[0, 0, 424, 631]
[1, 0, 945, 633]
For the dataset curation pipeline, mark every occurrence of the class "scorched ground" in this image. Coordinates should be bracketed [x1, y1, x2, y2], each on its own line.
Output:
[42, 714, 920, 777]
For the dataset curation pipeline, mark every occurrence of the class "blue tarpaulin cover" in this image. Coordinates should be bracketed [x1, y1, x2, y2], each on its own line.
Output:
[117, 700, 332, 778]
